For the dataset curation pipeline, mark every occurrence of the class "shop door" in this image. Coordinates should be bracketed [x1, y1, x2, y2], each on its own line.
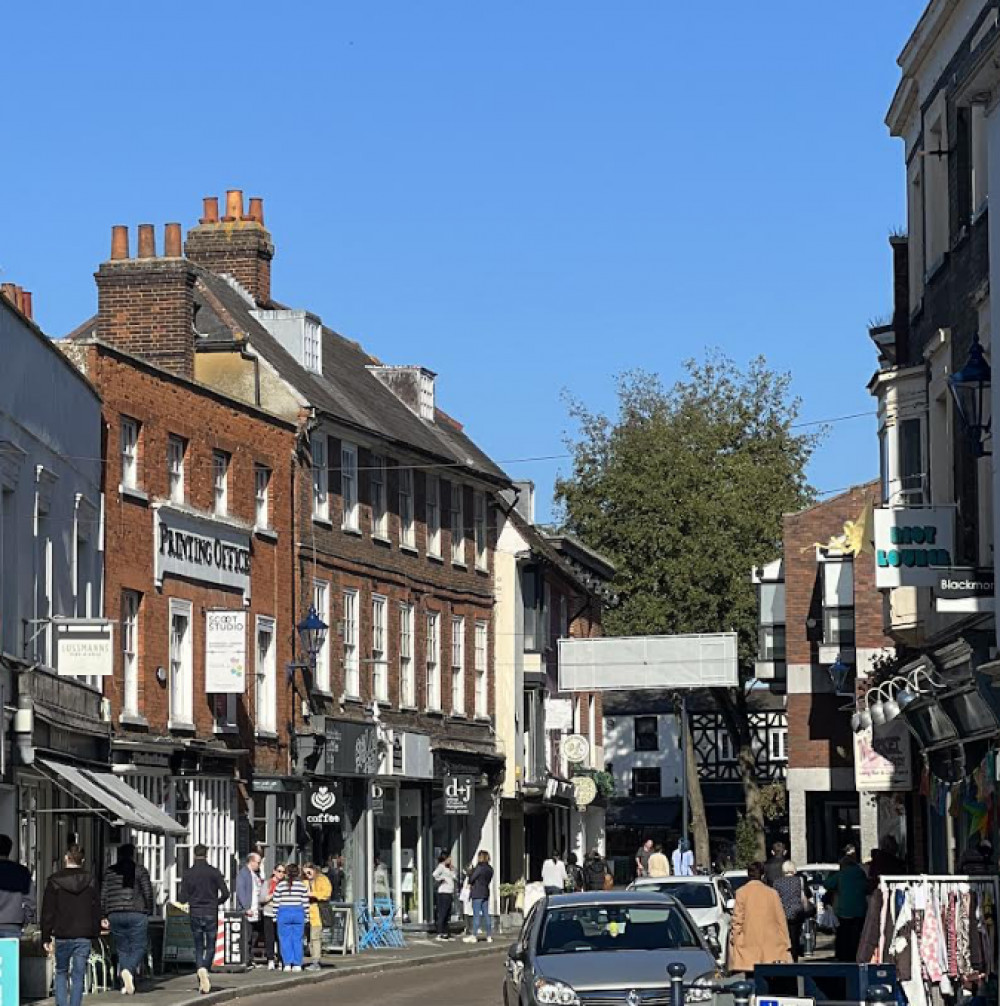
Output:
[399, 788, 422, 924]
[807, 793, 860, 863]
[374, 785, 398, 907]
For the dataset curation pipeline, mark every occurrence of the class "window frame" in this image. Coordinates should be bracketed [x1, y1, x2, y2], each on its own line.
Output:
[343, 589, 360, 698]
[450, 483, 465, 565]
[474, 619, 488, 718]
[399, 468, 415, 549]
[167, 435, 186, 504]
[370, 454, 387, 538]
[255, 615, 277, 734]
[121, 590, 141, 718]
[212, 450, 230, 516]
[631, 767, 661, 798]
[399, 602, 415, 707]
[254, 464, 271, 530]
[311, 434, 329, 521]
[426, 611, 441, 711]
[120, 417, 140, 490]
[341, 442, 359, 531]
[372, 594, 388, 702]
[634, 715, 659, 752]
[451, 615, 465, 714]
[313, 580, 331, 693]
[426, 474, 441, 557]
[168, 598, 193, 728]
[473, 490, 488, 569]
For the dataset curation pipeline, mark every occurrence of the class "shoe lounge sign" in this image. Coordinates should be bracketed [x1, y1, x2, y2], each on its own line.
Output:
[873, 506, 955, 589]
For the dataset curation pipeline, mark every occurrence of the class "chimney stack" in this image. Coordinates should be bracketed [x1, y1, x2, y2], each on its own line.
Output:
[21, 291, 33, 320]
[185, 189, 274, 305]
[0, 283, 33, 321]
[96, 224, 197, 379]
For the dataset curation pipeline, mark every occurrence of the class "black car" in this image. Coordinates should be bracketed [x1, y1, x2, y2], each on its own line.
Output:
[503, 891, 721, 1006]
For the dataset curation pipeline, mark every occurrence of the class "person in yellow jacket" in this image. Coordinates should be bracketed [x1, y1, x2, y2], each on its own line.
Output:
[302, 863, 332, 971]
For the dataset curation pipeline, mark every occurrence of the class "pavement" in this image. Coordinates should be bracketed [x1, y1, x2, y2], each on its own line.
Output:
[29, 937, 508, 1006]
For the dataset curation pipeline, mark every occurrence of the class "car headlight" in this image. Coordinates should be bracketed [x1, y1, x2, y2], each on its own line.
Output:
[701, 923, 720, 940]
[687, 977, 716, 1003]
[534, 977, 581, 1005]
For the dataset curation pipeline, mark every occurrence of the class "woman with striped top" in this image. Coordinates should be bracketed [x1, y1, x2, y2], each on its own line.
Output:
[273, 864, 309, 970]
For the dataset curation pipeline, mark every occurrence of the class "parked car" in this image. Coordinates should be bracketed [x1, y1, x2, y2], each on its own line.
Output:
[720, 869, 749, 895]
[627, 875, 734, 965]
[503, 891, 721, 1006]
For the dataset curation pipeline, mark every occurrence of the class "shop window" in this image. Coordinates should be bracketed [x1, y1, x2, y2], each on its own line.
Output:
[426, 475, 441, 557]
[634, 716, 658, 752]
[631, 767, 661, 798]
[174, 778, 234, 897]
[370, 455, 387, 538]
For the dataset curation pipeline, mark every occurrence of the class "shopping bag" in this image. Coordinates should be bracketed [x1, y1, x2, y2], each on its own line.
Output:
[816, 905, 839, 932]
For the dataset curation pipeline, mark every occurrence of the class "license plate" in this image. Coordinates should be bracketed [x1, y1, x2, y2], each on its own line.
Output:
[756, 998, 815, 1006]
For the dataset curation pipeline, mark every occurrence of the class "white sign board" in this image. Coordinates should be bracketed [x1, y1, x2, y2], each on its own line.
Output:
[558, 632, 738, 692]
[55, 620, 114, 677]
[154, 504, 252, 599]
[854, 720, 913, 792]
[205, 610, 247, 694]
[545, 698, 574, 732]
[873, 506, 955, 589]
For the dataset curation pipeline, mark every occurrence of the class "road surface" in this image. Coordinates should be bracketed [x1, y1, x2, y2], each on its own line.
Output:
[233, 953, 508, 1005]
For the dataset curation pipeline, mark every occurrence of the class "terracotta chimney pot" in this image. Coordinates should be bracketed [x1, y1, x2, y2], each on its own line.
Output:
[247, 197, 265, 225]
[137, 224, 156, 259]
[223, 189, 244, 222]
[164, 222, 183, 257]
[200, 196, 220, 225]
[21, 291, 33, 320]
[111, 225, 130, 261]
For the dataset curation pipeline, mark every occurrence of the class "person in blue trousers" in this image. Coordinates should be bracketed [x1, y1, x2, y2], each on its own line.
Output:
[463, 850, 494, 943]
[274, 863, 309, 971]
[101, 843, 154, 995]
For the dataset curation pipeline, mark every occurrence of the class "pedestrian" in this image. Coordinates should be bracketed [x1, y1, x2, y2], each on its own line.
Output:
[634, 838, 653, 879]
[772, 860, 810, 963]
[41, 845, 101, 1006]
[235, 852, 263, 966]
[463, 850, 494, 944]
[101, 843, 154, 995]
[0, 833, 35, 938]
[273, 863, 309, 971]
[763, 842, 786, 887]
[259, 864, 285, 970]
[583, 848, 610, 891]
[324, 855, 345, 902]
[824, 847, 868, 963]
[178, 843, 230, 995]
[565, 852, 586, 891]
[541, 851, 568, 895]
[728, 861, 792, 974]
[302, 862, 331, 970]
[867, 835, 905, 892]
[672, 838, 694, 877]
[432, 853, 457, 941]
[648, 844, 670, 878]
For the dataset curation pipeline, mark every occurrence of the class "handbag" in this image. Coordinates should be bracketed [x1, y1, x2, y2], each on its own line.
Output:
[603, 872, 614, 891]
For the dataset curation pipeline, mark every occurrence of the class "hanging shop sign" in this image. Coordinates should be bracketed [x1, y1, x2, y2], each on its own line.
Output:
[562, 734, 591, 765]
[573, 776, 598, 808]
[54, 619, 113, 677]
[205, 610, 247, 694]
[444, 775, 474, 816]
[154, 504, 252, 598]
[545, 697, 574, 732]
[324, 718, 378, 777]
[371, 782, 385, 814]
[305, 782, 343, 828]
[854, 720, 913, 792]
[934, 568, 996, 614]
[872, 507, 955, 589]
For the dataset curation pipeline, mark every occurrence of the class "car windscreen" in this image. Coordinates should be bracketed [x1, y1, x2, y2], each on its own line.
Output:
[642, 882, 717, 908]
[537, 904, 703, 955]
[726, 875, 750, 893]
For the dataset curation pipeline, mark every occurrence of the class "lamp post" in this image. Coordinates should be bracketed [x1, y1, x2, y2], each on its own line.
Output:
[297, 605, 329, 666]
[827, 655, 853, 695]
[949, 334, 992, 456]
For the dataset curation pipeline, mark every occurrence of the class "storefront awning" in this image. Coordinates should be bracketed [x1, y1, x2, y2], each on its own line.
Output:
[39, 759, 187, 837]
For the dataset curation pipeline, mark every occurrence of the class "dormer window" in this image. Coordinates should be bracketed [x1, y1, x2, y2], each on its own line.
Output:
[419, 371, 435, 420]
[303, 318, 320, 374]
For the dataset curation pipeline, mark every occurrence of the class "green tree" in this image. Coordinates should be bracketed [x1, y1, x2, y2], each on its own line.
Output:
[556, 352, 819, 862]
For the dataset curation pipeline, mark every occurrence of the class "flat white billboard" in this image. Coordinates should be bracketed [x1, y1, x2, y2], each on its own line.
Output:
[558, 632, 739, 692]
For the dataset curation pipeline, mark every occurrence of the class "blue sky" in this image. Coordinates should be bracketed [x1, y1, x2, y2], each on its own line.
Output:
[1, 2, 919, 521]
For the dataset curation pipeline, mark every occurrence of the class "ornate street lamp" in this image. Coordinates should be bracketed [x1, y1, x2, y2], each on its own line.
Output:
[296, 605, 329, 665]
[949, 334, 992, 457]
[827, 655, 853, 695]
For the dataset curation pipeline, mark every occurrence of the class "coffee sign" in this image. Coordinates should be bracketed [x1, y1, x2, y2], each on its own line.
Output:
[154, 504, 252, 598]
[305, 782, 342, 827]
[444, 775, 474, 816]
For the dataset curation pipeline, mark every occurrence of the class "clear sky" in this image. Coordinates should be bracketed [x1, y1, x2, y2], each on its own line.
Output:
[1, 2, 920, 521]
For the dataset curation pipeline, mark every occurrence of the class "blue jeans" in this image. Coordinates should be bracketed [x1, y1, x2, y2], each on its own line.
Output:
[110, 911, 148, 976]
[54, 937, 91, 1006]
[471, 898, 491, 936]
[190, 915, 217, 971]
[276, 906, 305, 966]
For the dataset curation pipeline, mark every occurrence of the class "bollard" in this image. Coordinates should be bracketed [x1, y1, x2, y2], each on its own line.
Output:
[730, 979, 754, 1006]
[667, 962, 687, 1006]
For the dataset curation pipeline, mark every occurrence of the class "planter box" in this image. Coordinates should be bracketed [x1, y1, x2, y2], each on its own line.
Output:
[22, 954, 53, 1000]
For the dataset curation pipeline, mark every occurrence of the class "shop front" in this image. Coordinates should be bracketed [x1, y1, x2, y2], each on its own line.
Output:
[522, 775, 575, 883]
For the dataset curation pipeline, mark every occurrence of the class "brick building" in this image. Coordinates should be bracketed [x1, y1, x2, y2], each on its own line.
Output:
[776, 481, 896, 865]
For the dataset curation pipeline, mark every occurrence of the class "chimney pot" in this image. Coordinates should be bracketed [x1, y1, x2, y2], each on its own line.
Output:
[223, 189, 244, 222]
[247, 197, 265, 225]
[21, 291, 33, 320]
[200, 197, 220, 225]
[164, 222, 183, 258]
[137, 224, 156, 259]
[110, 225, 130, 261]
[0, 283, 15, 308]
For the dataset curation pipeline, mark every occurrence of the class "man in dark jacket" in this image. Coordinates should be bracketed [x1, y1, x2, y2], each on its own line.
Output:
[178, 844, 229, 995]
[0, 833, 35, 938]
[764, 842, 787, 886]
[41, 845, 101, 1006]
[583, 848, 610, 891]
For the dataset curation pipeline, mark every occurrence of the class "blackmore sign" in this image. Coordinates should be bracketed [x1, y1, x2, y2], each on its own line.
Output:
[154, 505, 252, 598]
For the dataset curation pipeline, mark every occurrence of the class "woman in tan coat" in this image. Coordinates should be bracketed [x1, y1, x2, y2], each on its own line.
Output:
[728, 861, 792, 973]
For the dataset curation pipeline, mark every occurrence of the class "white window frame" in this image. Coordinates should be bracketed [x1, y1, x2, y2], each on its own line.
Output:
[341, 442, 359, 531]
[426, 474, 441, 557]
[303, 323, 320, 373]
[255, 616, 277, 734]
[474, 619, 488, 718]
[212, 450, 229, 516]
[313, 580, 331, 693]
[167, 435, 185, 504]
[370, 455, 387, 538]
[120, 417, 139, 490]
[372, 594, 388, 702]
[769, 727, 788, 762]
[450, 483, 465, 565]
[254, 465, 271, 530]
[122, 590, 141, 718]
[451, 615, 465, 715]
[311, 434, 329, 521]
[426, 611, 441, 711]
[168, 598, 193, 728]
[399, 468, 415, 548]
[473, 491, 488, 569]
[343, 589, 360, 698]
[400, 603, 415, 707]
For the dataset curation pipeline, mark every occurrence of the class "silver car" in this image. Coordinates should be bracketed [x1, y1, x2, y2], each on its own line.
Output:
[503, 891, 722, 1006]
